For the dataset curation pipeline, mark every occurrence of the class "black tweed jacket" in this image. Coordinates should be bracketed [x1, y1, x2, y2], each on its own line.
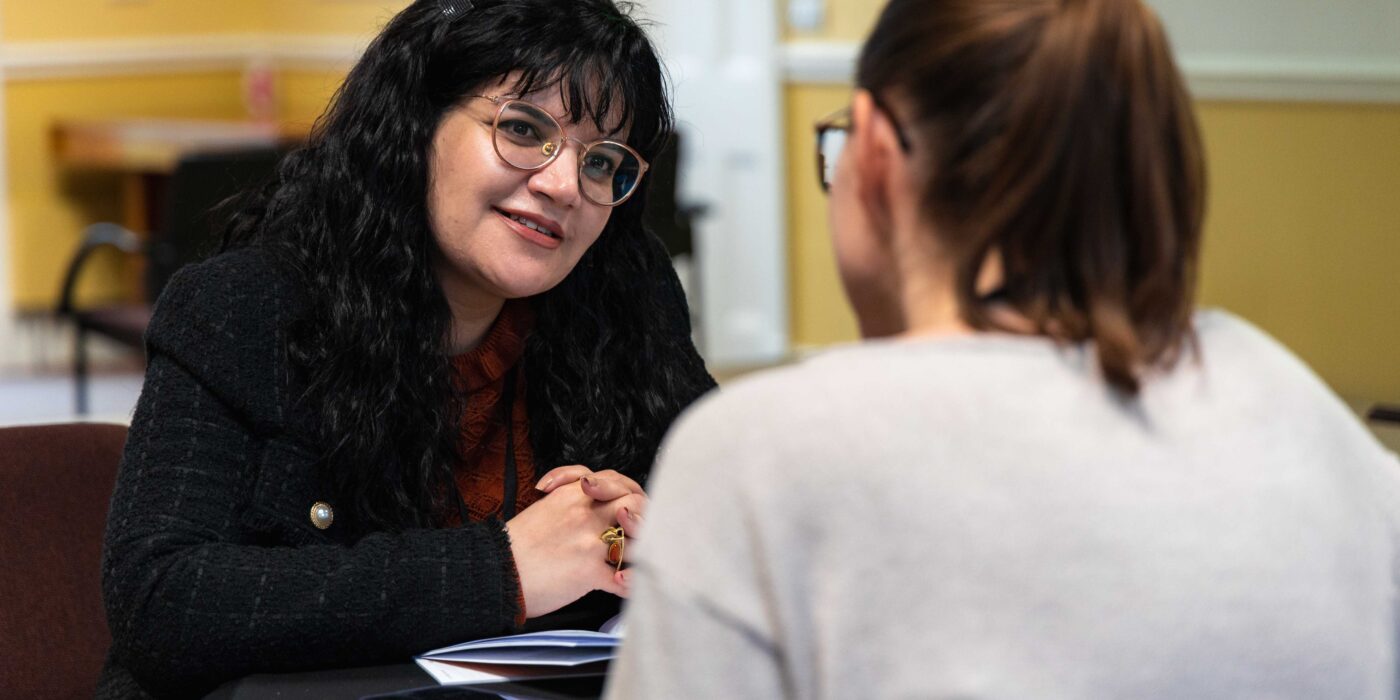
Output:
[97, 246, 714, 698]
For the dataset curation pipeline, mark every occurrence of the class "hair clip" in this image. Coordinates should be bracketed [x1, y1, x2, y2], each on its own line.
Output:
[438, 0, 474, 18]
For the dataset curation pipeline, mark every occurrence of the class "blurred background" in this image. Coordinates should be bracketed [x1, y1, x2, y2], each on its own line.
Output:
[0, 0, 1395, 446]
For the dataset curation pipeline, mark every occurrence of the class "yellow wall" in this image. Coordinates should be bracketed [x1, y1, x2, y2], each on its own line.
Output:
[2, 0, 273, 309]
[268, 1, 406, 37]
[786, 84, 860, 346]
[782, 0, 1400, 405]
[785, 0, 882, 41]
[1, 1, 267, 41]
[6, 74, 248, 308]
[1195, 102, 1400, 402]
[2, 1, 407, 309]
[0, 0, 414, 40]
[277, 70, 350, 131]
[782, 2, 880, 343]
[784, 86, 1400, 402]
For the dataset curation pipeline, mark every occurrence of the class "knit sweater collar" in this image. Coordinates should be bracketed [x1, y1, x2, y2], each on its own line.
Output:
[449, 299, 535, 392]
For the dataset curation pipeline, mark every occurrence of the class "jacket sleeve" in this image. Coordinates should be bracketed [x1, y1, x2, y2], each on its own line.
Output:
[101, 252, 523, 697]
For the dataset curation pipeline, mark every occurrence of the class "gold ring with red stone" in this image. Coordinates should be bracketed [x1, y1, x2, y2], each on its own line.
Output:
[600, 526, 625, 571]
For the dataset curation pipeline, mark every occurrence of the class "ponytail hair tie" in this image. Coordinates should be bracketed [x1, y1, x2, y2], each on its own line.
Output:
[438, 0, 474, 18]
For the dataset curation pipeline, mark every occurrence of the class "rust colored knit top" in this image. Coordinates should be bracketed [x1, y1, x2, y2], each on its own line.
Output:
[445, 299, 542, 526]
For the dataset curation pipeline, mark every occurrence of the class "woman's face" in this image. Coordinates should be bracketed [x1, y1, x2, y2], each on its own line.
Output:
[427, 73, 622, 303]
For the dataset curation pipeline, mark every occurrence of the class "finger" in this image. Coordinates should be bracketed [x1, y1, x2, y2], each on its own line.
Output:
[587, 470, 645, 495]
[596, 563, 629, 598]
[580, 475, 643, 502]
[601, 495, 647, 565]
[591, 492, 647, 526]
[617, 503, 645, 541]
[536, 465, 593, 492]
[613, 568, 632, 598]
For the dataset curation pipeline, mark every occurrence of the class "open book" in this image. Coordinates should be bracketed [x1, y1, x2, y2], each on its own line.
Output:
[415, 615, 625, 685]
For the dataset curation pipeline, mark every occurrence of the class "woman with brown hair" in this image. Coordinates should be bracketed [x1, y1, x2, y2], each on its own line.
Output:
[606, 0, 1400, 697]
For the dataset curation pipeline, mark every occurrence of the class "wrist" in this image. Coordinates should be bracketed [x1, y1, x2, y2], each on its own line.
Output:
[500, 521, 529, 625]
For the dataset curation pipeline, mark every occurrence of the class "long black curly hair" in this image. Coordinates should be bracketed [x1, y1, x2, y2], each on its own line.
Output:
[224, 0, 713, 532]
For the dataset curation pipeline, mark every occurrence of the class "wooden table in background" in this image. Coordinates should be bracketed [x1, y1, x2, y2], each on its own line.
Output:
[51, 118, 308, 233]
[50, 118, 308, 300]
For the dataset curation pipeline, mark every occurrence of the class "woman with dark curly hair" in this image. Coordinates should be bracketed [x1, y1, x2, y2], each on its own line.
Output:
[98, 1, 715, 697]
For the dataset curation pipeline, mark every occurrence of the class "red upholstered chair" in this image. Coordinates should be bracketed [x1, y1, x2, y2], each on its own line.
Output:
[0, 423, 127, 700]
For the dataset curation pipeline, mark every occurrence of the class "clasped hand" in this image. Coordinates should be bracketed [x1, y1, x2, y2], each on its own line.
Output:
[504, 465, 647, 619]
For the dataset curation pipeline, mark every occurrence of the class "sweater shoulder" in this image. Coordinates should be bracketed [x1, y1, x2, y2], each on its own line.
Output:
[144, 247, 304, 433]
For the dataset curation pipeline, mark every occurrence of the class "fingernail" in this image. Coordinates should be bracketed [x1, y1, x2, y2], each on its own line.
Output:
[623, 507, 642, 523]
[583, 476, 597, 487]
[536, 477, 553, 491]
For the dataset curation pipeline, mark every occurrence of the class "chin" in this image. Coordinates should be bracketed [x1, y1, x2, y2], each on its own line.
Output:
[488, 269, 569, 300]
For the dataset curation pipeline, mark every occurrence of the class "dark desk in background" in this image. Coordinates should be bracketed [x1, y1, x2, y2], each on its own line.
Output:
[50, 118, 308, 302]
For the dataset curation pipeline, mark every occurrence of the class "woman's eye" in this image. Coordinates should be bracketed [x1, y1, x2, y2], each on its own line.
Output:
[499, 120, 541, 141]
[584, 155, 618, 175]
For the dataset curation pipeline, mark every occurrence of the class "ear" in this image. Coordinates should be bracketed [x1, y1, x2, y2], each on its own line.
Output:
[849, 90, 906, 242]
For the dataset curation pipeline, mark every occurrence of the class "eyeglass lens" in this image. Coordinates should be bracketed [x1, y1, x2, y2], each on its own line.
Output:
[494, 101, 643, 205]
[818, 127, 848, 191]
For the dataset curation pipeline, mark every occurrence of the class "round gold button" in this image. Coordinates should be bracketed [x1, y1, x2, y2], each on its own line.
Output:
[310, 501, 334, 530]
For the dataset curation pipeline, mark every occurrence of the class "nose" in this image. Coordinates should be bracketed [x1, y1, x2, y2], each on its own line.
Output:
[527, 138, 584, 207]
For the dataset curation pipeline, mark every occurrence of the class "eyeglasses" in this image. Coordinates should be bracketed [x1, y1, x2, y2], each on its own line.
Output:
[814, 107, 852, 194]
[470, 95, 650, 207]
[813, 97, 912, 193]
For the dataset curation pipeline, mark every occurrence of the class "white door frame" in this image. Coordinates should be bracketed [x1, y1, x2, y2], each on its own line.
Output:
[643, 0, 790, 367]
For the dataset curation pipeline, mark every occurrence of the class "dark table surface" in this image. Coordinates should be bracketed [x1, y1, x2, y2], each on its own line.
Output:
[205, 663, 606, 700]
[204, 595, 617, 699]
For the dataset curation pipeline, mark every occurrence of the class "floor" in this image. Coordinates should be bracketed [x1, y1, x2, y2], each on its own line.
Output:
[0, 372, 144, 426]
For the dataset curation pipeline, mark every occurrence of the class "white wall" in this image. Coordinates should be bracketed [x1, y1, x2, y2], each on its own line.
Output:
[1148, 0, 1400, 63]
[642, 0, 790, 367]
[1146, 0, 1400, 102]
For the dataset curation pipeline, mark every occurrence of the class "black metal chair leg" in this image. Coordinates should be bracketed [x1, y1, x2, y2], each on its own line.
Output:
[74, 325, 89, 416]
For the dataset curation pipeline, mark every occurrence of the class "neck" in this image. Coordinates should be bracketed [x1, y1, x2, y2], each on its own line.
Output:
[889, 221, 973, 339]
[438, 269, 506, 356]
[897, 273, 973, 339]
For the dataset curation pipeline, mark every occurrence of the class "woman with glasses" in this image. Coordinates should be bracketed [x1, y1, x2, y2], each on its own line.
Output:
[99, 1, 714, 697]
[609, 0, 1400, 697]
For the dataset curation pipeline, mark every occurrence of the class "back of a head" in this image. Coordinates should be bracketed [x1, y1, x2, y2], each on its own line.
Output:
[858, 0, 1206, 395]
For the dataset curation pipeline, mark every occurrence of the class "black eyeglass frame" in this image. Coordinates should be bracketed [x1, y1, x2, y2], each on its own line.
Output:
[813, 94, 912, 193]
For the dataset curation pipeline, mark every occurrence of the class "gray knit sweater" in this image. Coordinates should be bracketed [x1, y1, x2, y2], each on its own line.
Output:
[608, 311, 1400, 699]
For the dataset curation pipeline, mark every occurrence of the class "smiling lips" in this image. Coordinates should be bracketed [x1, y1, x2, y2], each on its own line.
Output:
[496, 208, 564, 249]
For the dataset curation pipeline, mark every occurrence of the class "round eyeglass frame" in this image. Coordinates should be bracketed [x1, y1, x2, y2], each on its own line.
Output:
[471, 95, 651, 207]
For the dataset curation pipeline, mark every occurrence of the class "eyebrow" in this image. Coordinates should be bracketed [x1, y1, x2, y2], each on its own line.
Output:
[511, 85, 630, 137]
[504, 95, 627, 141]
